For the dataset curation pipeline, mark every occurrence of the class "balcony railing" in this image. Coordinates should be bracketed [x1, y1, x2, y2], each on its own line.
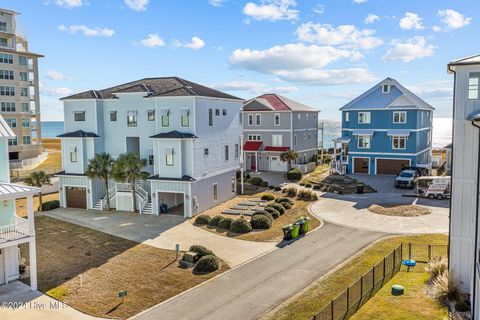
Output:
[0, 217, 31, 242]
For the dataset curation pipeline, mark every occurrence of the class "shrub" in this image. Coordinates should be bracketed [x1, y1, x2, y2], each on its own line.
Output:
[298, 189, 317, 201]
[260, 181, 269, 187]
[432, 271, 461, 303]
[269, 185, 275, 190]
[42, 200, 60, 211]
[286, 187, 297, 197]
[455, 300, 470, 312]
[193, 255, 220, 273]
[261, 194, 275, 201]
[230, 218, 252, 233]
[189, 245, 215, 257]
[282, 202, 292, 210]
[426, 256, 448, 281]
[299, 182, 306, 186]
[275, 197, 294, 205]
[250, 177, 263, 186]
[218, 217, 233, 230]
[264, 206, 280, 219]
[282, 188, 287, 193]
[194, 214, 211, 225]
[208, 215, 224, 227]
[274, 186, 282, 191]
[313, 185, 320, 190]
[311, 193, 318, 201]
[305, 183, 312, 188]
[250, 214, 272, 229]
[270, 203, 285, 215]
[287, 168, 302, 181]
[246, 173, 251, 179]
[252, 210, 273, 222]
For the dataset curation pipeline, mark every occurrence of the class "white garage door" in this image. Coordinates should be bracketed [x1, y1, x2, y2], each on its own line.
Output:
[270, 156, 288, 172]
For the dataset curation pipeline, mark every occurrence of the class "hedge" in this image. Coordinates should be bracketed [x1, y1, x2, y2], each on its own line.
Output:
[261, 194, 275, 201]
[230, 218, 252, 233]
[250, 214, 272, 229]
[193, 255, 220, 273]
[287, 168, 302, 181]
[250, 177, 263, 186]
[219, 217, 233, 230]
[41, 200, 60, 211]
[189, 245, 215, 257]
[194, 214, 211, 225]
[275, 197, 294, 205]
[281, 202, 292, 210]
[252, 210, 273, 222]
[264, 206, 280, 219]
[208, 215, 224, 227]
[270, 203, 285, 215]
[260, 181, 269, 187]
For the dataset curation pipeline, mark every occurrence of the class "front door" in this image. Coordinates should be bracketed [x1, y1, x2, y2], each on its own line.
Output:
[250, 154, 257, 171]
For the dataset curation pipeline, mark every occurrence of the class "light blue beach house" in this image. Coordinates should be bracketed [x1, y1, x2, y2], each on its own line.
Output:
[332, 78, 434, 175]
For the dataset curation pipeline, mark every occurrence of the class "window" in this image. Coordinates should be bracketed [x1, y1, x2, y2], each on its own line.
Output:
[6, 118, 16, 128]
[293, 134, 297, 147]
[235, 143, 239, 159]
[248, 134, 261, 141]
[215, 109, 220, 116]
[160, 109, 169, 127]
[74, 111, 85, 122]
[8, 137, 17, 146]
[21, 103, 28, 112]
[306, 113, 309, 120]
[22, 118, 29, 128]
[0, 70, 13, 80]
[127, 110, 137, 127]
[393, 111, 406, 124]
[248, 114, 254, 126]
[357, 135, 371, 149]
[314, 113, 317, 120]
[358, 112, 371, 124]
[468, 73, 480, 100]
[109, 111, 117, 121]
[0, 22, 7, 32]
[0, 53, 13, 64]
[69, 146, 77, 162]
[231, 178, 235, 193]
[345, 112, 350, 122]
[222, 109, 227, 116]
[274, 113, 280, 126]
[204, 148, 209, 156]
[382, 84, 390, 93]
[148, 149, 154, 165]
[20, 87, 28, 97]
[298, 114, 301, 119]
[255, 114, 261, 126]
[165, 148, 174, 166]
[208, 109, 213, 126]
[147, 110, 155, 121]
[19, 72, 27, 81]
[19, 56, 27, 66]
[225, 145, 229, 161]
[213, 183, 218, 201]
[1, 102, 15, 112]
[392, 136, 407, 149]
[181, 108, 189, 127]
[308, 133, 311, 139]
[0, 86, 14, 96]
[272, 134, 283, 147]
[23, 136, 31, 145]
[239, 111, 242, 125]
[0, 38, 7, 47]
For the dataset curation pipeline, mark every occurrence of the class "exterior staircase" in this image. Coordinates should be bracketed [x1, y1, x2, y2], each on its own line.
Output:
[93, 181, 151, 214]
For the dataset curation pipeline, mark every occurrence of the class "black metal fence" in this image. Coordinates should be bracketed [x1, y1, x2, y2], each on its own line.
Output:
[310, 243, 448, 320]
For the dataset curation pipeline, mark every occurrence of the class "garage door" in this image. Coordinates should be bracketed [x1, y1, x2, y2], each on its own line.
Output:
[354, 158, 369, 174]
[270, 156, 288, 172]
[376, 159, 410, 175]
[65, 187, 87, 209]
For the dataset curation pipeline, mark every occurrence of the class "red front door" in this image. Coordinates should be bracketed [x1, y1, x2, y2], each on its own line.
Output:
[251, 154, 257, 171]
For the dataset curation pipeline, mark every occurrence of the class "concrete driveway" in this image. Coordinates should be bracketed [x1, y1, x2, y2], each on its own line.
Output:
[45, 208, 277, 267]
[133, 222, 385, 320]
[0, 281, 104, 320]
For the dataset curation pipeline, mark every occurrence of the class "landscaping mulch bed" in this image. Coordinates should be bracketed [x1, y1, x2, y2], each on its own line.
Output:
[368, 204, 431, 217]
[309, 175, 376, 194]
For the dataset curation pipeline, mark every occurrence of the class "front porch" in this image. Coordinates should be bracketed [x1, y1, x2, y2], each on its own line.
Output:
[330, 137, 350, 175]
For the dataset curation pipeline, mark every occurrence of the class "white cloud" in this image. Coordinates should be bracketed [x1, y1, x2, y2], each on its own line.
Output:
[58, 25, 114, 37]
[46, 70, 73, 81]
[296, 22, 383, 50]
[54, 0, 84, 9]
[174, 36, 205, 50]
[432, 25, 442, 32]
[399, 12, 424, 30]
[243, 0, 299, 21]
[211, 81, 298, 94]
[125, 0, 149, 11]
[313, 4, 324, 15]
[382, 36, 435, 62]
[406, 80, 453, 100]
[138, 34, 165, 48]
[364, 14, 379, 24]
[275, 68, 376, 85]
[353, 0, 367, 3]
[41, 87, 74, 97]
[437, 9, 472, 29]
[209, 0, 226, 6]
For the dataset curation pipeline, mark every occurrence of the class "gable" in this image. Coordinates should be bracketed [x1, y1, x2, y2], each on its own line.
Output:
[243, 99, 273, 111]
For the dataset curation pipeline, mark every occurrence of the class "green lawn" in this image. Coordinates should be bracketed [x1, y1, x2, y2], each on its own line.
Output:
[262, 234, 448, 320]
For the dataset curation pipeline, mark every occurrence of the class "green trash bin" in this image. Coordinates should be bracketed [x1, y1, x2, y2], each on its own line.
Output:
[357, 183, 364, 194]
[296, 218, 306, 235]
[282, 224, 293, 240]
[303, 217, 310, 233]
[291, 224, 300, 239]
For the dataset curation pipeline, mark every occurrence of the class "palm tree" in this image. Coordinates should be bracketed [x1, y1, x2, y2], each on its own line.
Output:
[24, 171, 52, 211]
[111, 153, 149, 213]
[280, 150, 299, 170]
[86, 153, 114, 211]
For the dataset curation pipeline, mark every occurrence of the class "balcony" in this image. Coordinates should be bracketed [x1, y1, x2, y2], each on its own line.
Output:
[0, 217, 31, 243]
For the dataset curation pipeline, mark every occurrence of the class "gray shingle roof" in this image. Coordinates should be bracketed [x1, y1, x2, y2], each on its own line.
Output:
[61, 77, 243, 101]
[57, 130, 99, 138]
[150, 131, 198, 139]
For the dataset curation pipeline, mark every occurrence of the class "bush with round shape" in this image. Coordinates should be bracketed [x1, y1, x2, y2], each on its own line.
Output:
[286, 187, 297, 197]
[230, 218, 252, 234]
[264, 206, 280, 219]
[193, 255, 220, 273]
[194, 214, 211, 225]
[260, 181, 269, 187]
[313, 185, 320, 190]
[250, 177, 263, 186]
[305, 183, 312, 188]
[282, 202, 292, 210]
[189, 245, 215, 258]
[275, 197, 294, 205]
[287, 168, 302, 181]
[208, 215, 224, 227]
[218, 217, 233, 230]
[269, 185, 275, 190]
[250, 214, 272, 230]
[299, 182, 305, 186]
[261, 194, 275, 201]
[274, 186, 282, 191]
[42, 200, 60, 211]
[270, 203, 285, 215]
[252, 210, 273, 222]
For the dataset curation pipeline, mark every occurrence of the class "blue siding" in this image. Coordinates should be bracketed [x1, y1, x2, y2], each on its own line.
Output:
[343, 86, 403, 110]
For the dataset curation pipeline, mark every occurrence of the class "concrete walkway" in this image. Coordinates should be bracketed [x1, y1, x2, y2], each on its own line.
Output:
[46, 208, 277, 267]
[133, 222, 385, 320]
[0, 281, 104, 320]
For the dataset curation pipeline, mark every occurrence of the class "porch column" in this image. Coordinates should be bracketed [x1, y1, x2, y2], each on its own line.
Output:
[333, 141, 337, 160]
[255, 152, 258, 172]
[26, 194, 34, 236]
[29, 239, 37, 291]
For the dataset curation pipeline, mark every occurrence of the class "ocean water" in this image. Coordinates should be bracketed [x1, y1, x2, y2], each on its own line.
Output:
[37, 118, 453, 149]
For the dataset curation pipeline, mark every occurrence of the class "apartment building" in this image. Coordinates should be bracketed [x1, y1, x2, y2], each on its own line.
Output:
[57, 77, 243, 217]
[0, 8, 42, 162]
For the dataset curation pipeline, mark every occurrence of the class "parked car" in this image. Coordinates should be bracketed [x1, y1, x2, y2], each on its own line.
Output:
[395, 169, 419, 189]
[402, 166, 429, 176]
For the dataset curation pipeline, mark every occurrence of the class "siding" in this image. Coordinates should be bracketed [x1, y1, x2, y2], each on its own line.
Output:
[191, 169, 236, 216]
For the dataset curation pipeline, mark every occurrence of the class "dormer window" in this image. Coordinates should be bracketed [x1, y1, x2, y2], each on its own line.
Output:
[382, 84, 390, 94]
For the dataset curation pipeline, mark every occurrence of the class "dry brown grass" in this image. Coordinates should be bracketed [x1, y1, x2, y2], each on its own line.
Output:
[15, 192, 59, 217]
[20, 216, 227, 319]
[41, 138, 62, 151]
[368, 204, 431, 217]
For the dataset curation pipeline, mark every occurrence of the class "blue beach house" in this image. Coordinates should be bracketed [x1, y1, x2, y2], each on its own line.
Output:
[332, 78, 434, 175]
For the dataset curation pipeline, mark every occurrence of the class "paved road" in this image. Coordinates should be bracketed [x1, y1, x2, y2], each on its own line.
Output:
[133, 223, 385, 320]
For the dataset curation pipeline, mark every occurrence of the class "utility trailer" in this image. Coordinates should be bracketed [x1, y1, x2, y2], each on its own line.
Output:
[416, 176, 451, 200]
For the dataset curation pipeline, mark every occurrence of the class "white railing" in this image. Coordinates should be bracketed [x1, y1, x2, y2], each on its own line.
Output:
[293, 162, 317, 174]
[0, 217, 30, 241]
[97, 182, 149, 212]
[330, 160, 346, 175]
[9, 151, 48, 169]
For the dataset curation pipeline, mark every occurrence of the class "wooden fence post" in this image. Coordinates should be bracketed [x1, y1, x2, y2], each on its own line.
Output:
[408, 242, 412, 259]
[331, 300, 334, 320]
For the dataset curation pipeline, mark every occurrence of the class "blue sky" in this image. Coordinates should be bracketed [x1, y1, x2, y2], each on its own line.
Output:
[3, 0, 478, 121]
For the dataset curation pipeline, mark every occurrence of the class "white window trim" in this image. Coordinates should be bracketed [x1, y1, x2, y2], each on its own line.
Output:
[274, 113, 280, 126]
[255, 114, 261, 126]
[345, 112, 349, 122]
[357, 135, 371, 149]
[393, 111, 407, 124]
[391, 136, 407, 150]
[358, 112, 371, 124]
[468, 72, 480, 100]
[272, 134, 283, 147]
[382, 84, 390, 93]
[248, 114, 254, 126]
[248, 134, 262, 141]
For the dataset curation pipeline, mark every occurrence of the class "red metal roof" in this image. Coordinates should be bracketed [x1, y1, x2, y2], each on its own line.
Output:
[243, 141, 262, 152]
[264, 146, 289, 152]
[257, 94, 290, 111]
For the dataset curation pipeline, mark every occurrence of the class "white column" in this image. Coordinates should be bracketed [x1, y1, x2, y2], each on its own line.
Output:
[26, 194, 34, 236]
[333, 141, 337, 160]
[255, 152, 258, 172]
[3, 249, 7, 285]
[28, 239, 37, 291]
